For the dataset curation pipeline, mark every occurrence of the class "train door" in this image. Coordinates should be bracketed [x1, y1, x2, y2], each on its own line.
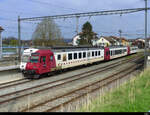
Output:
[63, 54, 66, 62]
[104, 47, 110, 60]
[49, 54, 56, 70]
[40, 56, 49, 74]
[87, 51, 90, 61]
[127, 46, 130, 55]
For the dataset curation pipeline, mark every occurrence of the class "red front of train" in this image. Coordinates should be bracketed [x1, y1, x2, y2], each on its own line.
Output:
[23, 49, 56, 78]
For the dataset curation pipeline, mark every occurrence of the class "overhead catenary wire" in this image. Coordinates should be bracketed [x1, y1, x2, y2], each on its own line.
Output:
[20, 7, 150, 21]
[27, 0, 85, 13]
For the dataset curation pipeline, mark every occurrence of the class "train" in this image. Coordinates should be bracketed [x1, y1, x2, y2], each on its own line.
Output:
[20, 46, 138, 79]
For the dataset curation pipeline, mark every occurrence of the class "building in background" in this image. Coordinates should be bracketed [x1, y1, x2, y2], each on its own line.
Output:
[132, 38, 145, 49]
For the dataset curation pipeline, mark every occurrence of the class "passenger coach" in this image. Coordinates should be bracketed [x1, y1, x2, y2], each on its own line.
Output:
[20, 46, 138, 79]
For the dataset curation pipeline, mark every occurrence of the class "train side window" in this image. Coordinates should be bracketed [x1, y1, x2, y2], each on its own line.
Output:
[110, 51, 112, 56]
[119, 50, 121, 54]
[92, 51, 94, 57]
[74, 53, 77, 59]
[57, 54, 61, 60]
[95, 51, 97, 56]
[115, 50, 117, 55]
[68, 53, 72, 60]
[83, 52, 86, 58]
[79, 52, 82, 59]
[98, 51, 100, 56]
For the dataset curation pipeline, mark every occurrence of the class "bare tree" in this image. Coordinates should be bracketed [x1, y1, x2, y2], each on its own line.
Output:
[32, 18, 65, 46]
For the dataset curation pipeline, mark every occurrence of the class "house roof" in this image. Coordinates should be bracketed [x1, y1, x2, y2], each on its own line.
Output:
[120, 37, 128, 41]
[110, 36, 128, 42]
[127, 39, 136, 42]
[109, 36, 120, 41]
[101, 36, 116, 44]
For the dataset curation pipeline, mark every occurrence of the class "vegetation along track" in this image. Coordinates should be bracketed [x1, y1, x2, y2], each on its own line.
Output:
[24, 58, 144, 112]
[0, 54, 143, 112]
[0, 53, 142, 90]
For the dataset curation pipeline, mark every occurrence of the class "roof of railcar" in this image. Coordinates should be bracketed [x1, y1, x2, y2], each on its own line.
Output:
[32, 46, 104, 52]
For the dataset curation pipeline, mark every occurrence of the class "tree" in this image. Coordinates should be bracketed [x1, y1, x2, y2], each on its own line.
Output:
[10, 39, 18, 46]
[78, 21, 98, 46]
[3, 37, 18, 46]
[32, 18, 65, 46]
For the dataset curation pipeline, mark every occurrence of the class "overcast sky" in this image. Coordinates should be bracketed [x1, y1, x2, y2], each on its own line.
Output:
[0, 0, 149, 40]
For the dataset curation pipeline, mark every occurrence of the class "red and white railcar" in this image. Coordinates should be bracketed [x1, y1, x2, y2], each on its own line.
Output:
[20, 47, 104, 78]
[20, 46, 138, 79]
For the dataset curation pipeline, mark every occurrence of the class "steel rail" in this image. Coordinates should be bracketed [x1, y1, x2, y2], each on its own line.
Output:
[20, 56, 143, 112]
[0, 54, 140, 90]
[45, 63, 143, 112]
[0, 55, 142, 107]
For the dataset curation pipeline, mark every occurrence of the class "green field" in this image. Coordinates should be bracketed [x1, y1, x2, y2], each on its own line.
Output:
[78, 68, 150, 112]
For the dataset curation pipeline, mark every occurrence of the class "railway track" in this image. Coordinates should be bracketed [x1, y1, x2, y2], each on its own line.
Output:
[0, 78, 28, 90]
[24, 59, 144, 112]
[0, 54, 142, 97]
[0, 54, 143, 112]
[44, 63, 143, 112]
[0, 53, 142, 90]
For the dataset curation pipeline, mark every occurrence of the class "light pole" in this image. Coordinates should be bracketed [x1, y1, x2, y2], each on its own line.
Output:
[144, 0, 148, 68]
[18, 16, 21, 62]
[119, 29, 122, 46]
[0, 26, 4, 59]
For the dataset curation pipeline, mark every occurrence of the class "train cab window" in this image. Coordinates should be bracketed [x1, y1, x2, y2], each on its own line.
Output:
[68, 53, 72, 60]
[57, 54, 61, 60]
[83, 52, 86, 58]
[50, 55, 53, 61]
[74, 53, 77, 59]
[79, 52, 82, 59]
[22, 55, 30, 63]
[30, 55, 39, 63]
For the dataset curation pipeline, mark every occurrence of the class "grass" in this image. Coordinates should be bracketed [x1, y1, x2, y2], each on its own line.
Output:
[125, 52, 143, 59]
[77, 68, 150, 112]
